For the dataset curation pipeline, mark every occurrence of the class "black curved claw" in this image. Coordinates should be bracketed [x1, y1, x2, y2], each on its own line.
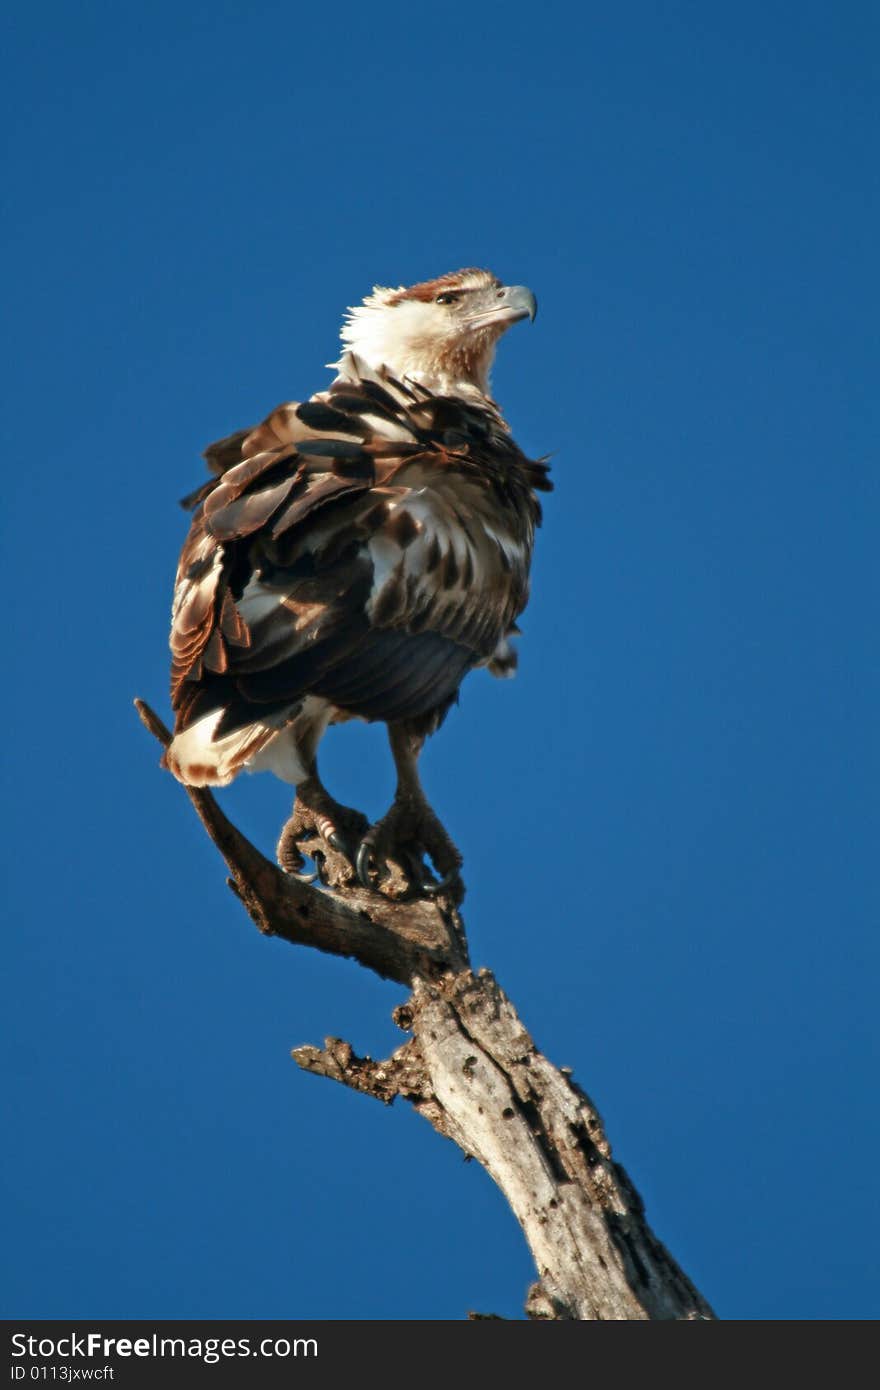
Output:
[290, 867, 318, 885]
[327, 830, 352, 861]
[420, 866, 463, 896]
[356, 840, 376, 889]
[313, 849, 331, 887]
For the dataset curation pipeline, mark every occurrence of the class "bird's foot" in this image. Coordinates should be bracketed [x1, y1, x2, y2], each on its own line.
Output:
[355, 795, 464, 902]
[277, 790, 369, 891]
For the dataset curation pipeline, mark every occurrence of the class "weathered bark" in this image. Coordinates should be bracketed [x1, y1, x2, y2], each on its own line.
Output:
[136, 698, 714, 1320]
[294, 975, 713, 1320]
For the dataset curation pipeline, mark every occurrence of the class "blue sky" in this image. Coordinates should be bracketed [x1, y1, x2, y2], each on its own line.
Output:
[3, 1, 876, 1320]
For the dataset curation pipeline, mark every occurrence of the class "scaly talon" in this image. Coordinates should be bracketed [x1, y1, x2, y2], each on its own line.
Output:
[356, 841, 370, 887]
[354, 794, 462, 900]
[276, 779, 368, 891]
[327, 830, 352, 859]
[356, 840, 381, 889]
[420, 866, 463, 896]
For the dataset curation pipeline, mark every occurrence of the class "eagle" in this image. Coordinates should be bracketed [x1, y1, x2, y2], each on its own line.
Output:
[166, 268, 550, 897]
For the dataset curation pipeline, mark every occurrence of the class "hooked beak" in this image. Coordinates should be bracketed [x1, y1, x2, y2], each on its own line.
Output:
[465, 284, 538, 330]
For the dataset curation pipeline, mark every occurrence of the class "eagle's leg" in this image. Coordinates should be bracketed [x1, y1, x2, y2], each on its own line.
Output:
[276, 772, 369, 890]
[355, 722, 463, 900]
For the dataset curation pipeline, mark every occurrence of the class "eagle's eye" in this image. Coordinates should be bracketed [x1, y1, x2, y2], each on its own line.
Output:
[435, 292, 459, 305]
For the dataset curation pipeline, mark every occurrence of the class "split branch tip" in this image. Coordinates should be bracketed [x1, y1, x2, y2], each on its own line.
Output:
[134, 697, 171, 748]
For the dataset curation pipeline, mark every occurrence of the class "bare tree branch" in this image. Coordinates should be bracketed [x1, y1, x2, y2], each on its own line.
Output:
[136, 697, 715, 1320]
[134, 699, 467, 984]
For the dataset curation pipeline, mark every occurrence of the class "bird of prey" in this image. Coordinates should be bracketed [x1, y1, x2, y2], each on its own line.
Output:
[166, 268, 550, 897]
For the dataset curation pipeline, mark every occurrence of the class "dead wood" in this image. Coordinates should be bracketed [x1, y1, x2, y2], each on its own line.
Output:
[136, 697, 714, 1320]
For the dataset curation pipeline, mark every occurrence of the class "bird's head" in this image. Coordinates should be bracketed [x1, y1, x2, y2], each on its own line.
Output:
[338, 268, 537, 397]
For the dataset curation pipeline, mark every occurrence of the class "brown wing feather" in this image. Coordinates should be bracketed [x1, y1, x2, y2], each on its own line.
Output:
[169, 355, 550, 734]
